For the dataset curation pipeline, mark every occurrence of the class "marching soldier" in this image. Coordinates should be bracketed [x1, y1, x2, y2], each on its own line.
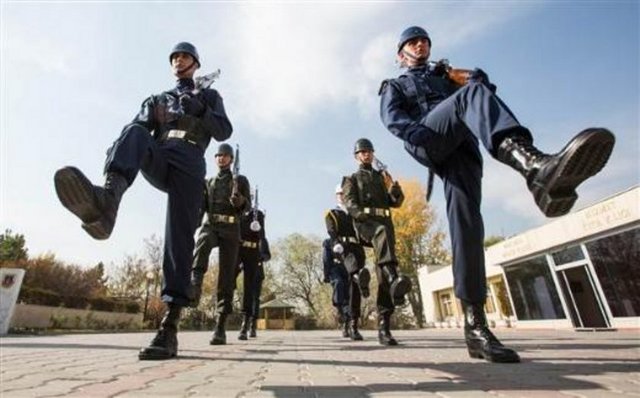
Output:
[323, 183, 371, 341]
[53, 42, 233, 360]
[250, 232, 271, 338]
[342, 139, 411, 346]
[235, 203, 267, 340]
[190, 143, 250, 345]
[379, 26, 615, 362]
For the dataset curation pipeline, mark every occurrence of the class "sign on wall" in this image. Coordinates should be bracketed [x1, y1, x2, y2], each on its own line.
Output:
[0, 268, 26, 335]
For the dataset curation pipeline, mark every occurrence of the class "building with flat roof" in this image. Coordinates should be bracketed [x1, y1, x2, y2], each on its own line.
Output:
[418, 186, 639, 330]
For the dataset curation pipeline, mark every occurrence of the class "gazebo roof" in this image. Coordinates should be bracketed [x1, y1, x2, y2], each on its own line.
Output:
[260, 298, 295, 309]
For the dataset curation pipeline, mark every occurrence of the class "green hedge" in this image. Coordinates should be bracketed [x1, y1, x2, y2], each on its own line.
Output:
[19, 287, 140, 314]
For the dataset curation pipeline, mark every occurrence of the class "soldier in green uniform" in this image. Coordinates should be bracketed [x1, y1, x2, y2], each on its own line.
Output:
[342, 138, 411, 345]
[190, 143, 250, 345]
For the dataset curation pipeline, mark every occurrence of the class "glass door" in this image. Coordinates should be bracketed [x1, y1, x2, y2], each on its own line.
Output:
[556, 265, 610, 328]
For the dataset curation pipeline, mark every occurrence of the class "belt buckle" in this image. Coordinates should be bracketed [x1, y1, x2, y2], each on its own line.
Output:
[168, 129, 187, 139]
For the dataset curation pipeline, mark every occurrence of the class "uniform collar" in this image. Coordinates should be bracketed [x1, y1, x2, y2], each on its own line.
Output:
[217, 168, 232, 177]
[176, 78, 195, 94]
[359, 163, 374, 171]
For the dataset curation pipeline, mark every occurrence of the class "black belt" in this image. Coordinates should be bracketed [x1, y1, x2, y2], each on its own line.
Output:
[162, 129, 205, 150]
[210, 213, 237, 224]
[241, 240, 258, 249]
[339, 236, 359, 244]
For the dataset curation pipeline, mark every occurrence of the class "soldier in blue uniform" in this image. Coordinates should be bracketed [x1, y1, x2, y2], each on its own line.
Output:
[379, 26, 615, 362]
[190, 143, 251, 345]
[54, 42, 233, 360]
[342, 139, 411, 346]
[323, 184, 371, 341]
[235, 206, 267, 340]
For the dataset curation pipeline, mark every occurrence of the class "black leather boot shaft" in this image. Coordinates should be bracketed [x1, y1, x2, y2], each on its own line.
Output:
[238, 315, 250, 340]
[210, 313, 227, 345]
[342, 317, 350, 338]
[139, 304, 182, 360]
[377, 313, 397, 346]
[249, 318, 258, 338]
[463, 301, 520, 363]
[349, 318, 363, 341]
[496, 128, 615, 217]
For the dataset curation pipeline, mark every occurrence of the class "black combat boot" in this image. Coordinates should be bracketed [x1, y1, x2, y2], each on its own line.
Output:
[139, 304, 182, 360]
[188, 268, 206, 308]
[382, 265, 412, 306]
[377, 313, 398, 346]
[341, 317, 350, 338]
[238, 315, 250, 341]
[249, 317, 258, 338]
[349, 317, 363, 341]
[463, 300, 520, 363]
[54, 167, 128, 240]
[353, 268, 371, 298]
[210, 313, 227, 345]
[496, 128, 614, 217]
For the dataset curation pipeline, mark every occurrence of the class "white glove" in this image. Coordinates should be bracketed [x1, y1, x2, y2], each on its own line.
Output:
[332, 243, 344, 254]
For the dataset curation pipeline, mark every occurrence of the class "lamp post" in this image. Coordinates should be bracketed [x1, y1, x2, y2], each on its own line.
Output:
[142, 271, 155, 324]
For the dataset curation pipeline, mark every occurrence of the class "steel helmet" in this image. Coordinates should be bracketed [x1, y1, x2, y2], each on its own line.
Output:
[169, 42, 201, 67]
[397, 26, 431, 53]
[354, 138, 375, 154]
[215, 143, 234, 158]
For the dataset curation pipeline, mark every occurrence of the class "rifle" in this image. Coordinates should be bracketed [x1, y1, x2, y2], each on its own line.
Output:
[193, 69, 221, 93]
[373, 156, 394, 190]
[231, 144, 241, 201]
[428, 59, 472, 87]
[250, 186, 262, 232]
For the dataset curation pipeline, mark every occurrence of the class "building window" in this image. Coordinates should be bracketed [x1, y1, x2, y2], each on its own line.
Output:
[551, 245, 585, 265]
[440, 293, 454, 318]
[504, 256, 566, 320]
[586, 227, 640, 318]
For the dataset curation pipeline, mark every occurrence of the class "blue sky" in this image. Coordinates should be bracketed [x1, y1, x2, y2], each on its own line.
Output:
[1, 1, 638, 270]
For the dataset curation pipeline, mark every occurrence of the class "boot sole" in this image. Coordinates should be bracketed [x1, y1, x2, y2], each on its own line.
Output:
[54, 167, 112, 240]
[532, 128, 615, 217]
[138, 348, 177, 360]
[358, 268, 371, 298]
[391, 277, 412, 306]
[466, 342, 520, 363]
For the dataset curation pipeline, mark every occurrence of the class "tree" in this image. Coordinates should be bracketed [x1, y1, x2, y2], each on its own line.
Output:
[271, 233, 325, 317]
[108, 254, 148, 299]
[143, 234, 163, 297]
[484, 235, 506, 248]
[0, 229, 28, 263]
[392, 178, 451, 328]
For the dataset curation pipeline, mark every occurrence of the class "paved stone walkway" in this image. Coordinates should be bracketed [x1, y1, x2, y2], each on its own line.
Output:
[1, 328, 639, 397]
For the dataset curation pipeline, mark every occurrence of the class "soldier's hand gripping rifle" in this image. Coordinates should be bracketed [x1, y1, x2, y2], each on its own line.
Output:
[427, 59, 473, 87]
[193, 69, 221, 93]
[250, 186, 262, 232]
[373, 156, 395, 190]
[176, 69, 221, 118]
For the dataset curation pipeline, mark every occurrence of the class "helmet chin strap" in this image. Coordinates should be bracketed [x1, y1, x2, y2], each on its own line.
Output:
[402, 50, 427, 65]
[177, 60, 197, 75]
